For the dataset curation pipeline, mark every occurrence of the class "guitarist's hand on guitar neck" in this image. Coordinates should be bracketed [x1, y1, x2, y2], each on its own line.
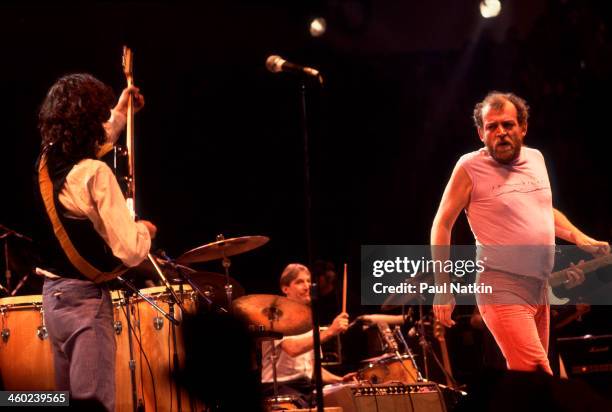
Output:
[114, 85, 145, 116]
[563, 260, 585, 289]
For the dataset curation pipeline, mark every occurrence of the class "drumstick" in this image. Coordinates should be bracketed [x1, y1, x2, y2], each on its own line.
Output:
[342, 263, 347, 314]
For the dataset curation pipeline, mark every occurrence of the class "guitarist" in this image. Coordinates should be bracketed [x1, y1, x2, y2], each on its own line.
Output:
[431, 91, 609, 376]
[34, 73, 153, 411]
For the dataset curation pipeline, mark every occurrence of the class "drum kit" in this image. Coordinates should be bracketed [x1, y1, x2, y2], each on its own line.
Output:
[0, 229, 458, 411]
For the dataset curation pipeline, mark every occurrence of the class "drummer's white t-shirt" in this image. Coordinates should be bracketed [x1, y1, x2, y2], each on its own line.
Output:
[261, 330, 314, 383]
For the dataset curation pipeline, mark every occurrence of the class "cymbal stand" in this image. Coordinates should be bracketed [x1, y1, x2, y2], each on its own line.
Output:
[263, 316, 284, 408]
[0, 225, 32, 295]
[215, 234, 235, 309]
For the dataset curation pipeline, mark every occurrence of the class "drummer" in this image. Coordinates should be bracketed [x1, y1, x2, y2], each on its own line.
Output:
[261, 263, 354, 406]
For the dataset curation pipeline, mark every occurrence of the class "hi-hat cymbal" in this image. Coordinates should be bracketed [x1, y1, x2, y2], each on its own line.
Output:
[188, 271, 245, 308]
[231, 294, 312, 336]
[176, 236, 269, 264]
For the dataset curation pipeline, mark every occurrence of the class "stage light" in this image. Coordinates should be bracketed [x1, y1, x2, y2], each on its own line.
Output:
[309, 17, 327, 37]
[480, 0, 501, 18]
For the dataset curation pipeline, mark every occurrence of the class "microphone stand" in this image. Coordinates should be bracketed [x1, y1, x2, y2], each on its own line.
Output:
[298, 79, 324, 412]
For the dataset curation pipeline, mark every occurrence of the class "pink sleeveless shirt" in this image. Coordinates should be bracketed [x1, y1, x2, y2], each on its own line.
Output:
[457, 147, 555, 278]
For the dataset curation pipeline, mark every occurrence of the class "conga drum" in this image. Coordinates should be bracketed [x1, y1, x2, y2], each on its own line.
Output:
[0, 295, 55, 390]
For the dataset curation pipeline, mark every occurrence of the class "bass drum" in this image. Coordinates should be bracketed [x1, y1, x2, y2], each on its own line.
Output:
[0, 295, 55, 390]
[358, 353, 419, 385]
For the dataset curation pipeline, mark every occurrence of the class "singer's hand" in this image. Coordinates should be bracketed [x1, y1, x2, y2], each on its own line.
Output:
[114, 85, 145, 116]
[433, 292, 456, 327]
[139, 220, 157, 239]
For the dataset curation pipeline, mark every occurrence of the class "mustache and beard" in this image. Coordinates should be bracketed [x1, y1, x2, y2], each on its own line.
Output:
[486, 133, 523, 164]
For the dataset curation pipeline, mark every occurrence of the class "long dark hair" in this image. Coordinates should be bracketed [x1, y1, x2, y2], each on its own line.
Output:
[38, 73, 115, 162]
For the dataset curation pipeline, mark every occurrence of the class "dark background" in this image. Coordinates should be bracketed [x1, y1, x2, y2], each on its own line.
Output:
[1, 1, 611, 317]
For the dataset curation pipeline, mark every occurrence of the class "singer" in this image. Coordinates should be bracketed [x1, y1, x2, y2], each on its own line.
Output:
[34, 73, 154, 411]
[431, 91, 609, 375]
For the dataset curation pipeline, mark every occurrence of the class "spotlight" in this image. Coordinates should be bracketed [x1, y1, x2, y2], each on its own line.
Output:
[309, 17, 327, 37]
[480, 0, 501, 18]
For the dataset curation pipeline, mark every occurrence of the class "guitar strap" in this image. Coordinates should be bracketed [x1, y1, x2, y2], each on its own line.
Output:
[38, 153, 127, 283]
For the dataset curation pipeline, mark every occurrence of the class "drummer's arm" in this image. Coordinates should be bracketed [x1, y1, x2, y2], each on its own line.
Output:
[280, 335, 317, 358]
[279, 328, 339, 358]
[321, 367, 342, 384]
[280, 313, 349, 357]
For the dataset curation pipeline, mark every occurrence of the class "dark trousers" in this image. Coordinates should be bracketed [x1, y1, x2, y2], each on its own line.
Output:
[42, 277, 115, 412]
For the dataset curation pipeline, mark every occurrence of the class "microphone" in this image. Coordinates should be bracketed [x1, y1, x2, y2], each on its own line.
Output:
[266, 55, 323, 84]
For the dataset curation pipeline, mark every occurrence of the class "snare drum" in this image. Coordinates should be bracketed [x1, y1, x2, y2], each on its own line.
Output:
[358, 353, 419, 384]
[0, 295, 55, 390]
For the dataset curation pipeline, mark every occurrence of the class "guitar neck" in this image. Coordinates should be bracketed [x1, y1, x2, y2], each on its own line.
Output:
[550, 255, 612, 287]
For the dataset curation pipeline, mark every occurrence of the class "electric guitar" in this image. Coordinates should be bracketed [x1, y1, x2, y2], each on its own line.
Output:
[548, 254, 612, 305]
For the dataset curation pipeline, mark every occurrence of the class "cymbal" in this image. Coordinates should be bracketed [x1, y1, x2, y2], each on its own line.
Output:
[187, 271, 245, 308]
[176, 236, 269, 264]
[231, 294, 312, 336]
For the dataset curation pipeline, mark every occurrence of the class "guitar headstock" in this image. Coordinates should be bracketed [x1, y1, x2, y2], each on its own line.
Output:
[122, 46, 133, 82]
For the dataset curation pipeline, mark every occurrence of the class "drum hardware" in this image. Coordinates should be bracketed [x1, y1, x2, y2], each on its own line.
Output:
[117, 276, 179, 326]
[155, 250, 227, 313]
[35, 305, 48, 340]
[0, 305, 8, 342]
[375, 322, 420, 383]
[0, 224, 33, 296]
[153, 316, 164, 330]
[36, 325, 48, 340]
[394, 325, 422, 381]
[176, 234, 269, 310]
[114, 320, 123, 335]
[255, 327, 286, 410]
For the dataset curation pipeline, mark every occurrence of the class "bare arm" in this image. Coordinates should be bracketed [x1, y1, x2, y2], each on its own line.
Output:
[431, 165, 472, 327]
[553, 209, 610, 255]
[321, 367, 343, 384]
[280, 313, 349, 357]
